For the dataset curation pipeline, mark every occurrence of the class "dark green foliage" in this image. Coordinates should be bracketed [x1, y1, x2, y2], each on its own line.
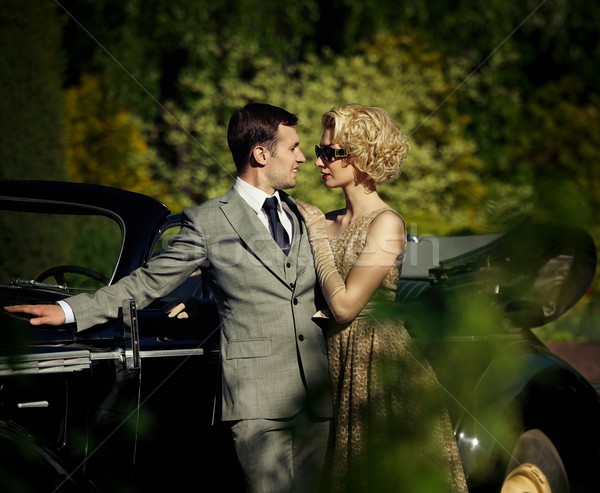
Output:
[0, 0, 66, 180]
[0, 210, 72, 285]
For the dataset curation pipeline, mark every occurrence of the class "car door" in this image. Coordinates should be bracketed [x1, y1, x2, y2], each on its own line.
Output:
[125, 217, 243, 491]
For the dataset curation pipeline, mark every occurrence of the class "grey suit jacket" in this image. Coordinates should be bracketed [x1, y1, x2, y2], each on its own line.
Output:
[66, 187, 332, 421]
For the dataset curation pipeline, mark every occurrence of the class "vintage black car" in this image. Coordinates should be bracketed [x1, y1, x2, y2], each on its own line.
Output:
[0, 180, 599, 493]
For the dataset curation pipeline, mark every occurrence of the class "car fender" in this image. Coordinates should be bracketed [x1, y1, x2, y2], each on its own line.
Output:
[454, 337, 600, 488]
[0, 419, 91, 491]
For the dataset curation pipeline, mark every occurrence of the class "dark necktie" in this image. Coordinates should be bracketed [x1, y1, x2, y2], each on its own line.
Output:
[263, 196, 291, 254]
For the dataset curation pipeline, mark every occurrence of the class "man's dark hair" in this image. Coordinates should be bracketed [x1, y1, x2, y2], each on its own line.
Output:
[227, 103, 298, 172]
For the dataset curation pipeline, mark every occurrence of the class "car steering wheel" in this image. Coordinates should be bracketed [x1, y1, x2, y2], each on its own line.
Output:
[36, 265, 110, 287]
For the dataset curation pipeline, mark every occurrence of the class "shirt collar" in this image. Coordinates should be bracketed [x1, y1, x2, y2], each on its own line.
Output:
[234, 177, 282, 213]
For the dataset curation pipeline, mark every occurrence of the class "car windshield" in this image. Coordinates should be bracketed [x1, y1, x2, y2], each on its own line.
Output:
[0, 205, 122, 293]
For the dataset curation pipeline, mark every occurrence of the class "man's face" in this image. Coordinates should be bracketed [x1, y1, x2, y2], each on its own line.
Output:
[265, 124, 306, 190]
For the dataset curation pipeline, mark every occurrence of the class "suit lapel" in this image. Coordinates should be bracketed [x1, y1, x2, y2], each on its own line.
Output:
[220, 188, 289, 281]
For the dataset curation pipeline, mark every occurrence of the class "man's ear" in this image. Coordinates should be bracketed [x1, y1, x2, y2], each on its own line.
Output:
[252, 146, 269, 166]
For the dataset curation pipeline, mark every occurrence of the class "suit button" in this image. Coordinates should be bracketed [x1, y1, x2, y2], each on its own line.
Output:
[293, 298, 299, 305]
[286, 262, 292, 268]
[298, 334, 305, 341]
[289, 282, 295, 288]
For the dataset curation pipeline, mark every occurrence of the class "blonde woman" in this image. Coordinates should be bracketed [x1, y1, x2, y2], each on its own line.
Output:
[297, 104, 467, 493]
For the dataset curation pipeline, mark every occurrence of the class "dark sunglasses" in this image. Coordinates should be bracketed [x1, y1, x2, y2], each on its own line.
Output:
[314, 145, 351, 161]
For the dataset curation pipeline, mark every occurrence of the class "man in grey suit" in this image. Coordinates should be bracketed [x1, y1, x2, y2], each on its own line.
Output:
[6, 103, 333, 493]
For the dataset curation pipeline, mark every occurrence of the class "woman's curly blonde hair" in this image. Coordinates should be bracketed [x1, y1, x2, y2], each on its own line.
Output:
[322, 103, 409, 184]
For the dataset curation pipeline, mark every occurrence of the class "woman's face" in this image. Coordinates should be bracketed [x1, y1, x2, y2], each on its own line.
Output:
[315, 128, 354, 189]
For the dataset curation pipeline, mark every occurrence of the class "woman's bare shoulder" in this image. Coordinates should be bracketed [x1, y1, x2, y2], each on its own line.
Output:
[369, 208, 406, 234]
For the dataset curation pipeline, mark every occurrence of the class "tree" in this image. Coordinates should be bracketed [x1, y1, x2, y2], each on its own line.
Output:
[0, 0, 70, 283]
[64, 74, 177, 208]
[512, 76, 600, 231]
[164, 35, 491, 233]
[0, 0, 66, 180]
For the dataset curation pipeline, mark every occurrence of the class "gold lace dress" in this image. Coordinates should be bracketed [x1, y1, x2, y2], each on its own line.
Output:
[322, 208, 468, 493]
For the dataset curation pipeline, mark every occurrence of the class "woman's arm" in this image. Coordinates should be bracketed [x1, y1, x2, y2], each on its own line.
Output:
[327, 211, 405, 323]
[297, 200, 405, 324]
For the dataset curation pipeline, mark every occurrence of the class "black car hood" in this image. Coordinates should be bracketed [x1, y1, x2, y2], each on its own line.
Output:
[427, 218, 597, 328]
